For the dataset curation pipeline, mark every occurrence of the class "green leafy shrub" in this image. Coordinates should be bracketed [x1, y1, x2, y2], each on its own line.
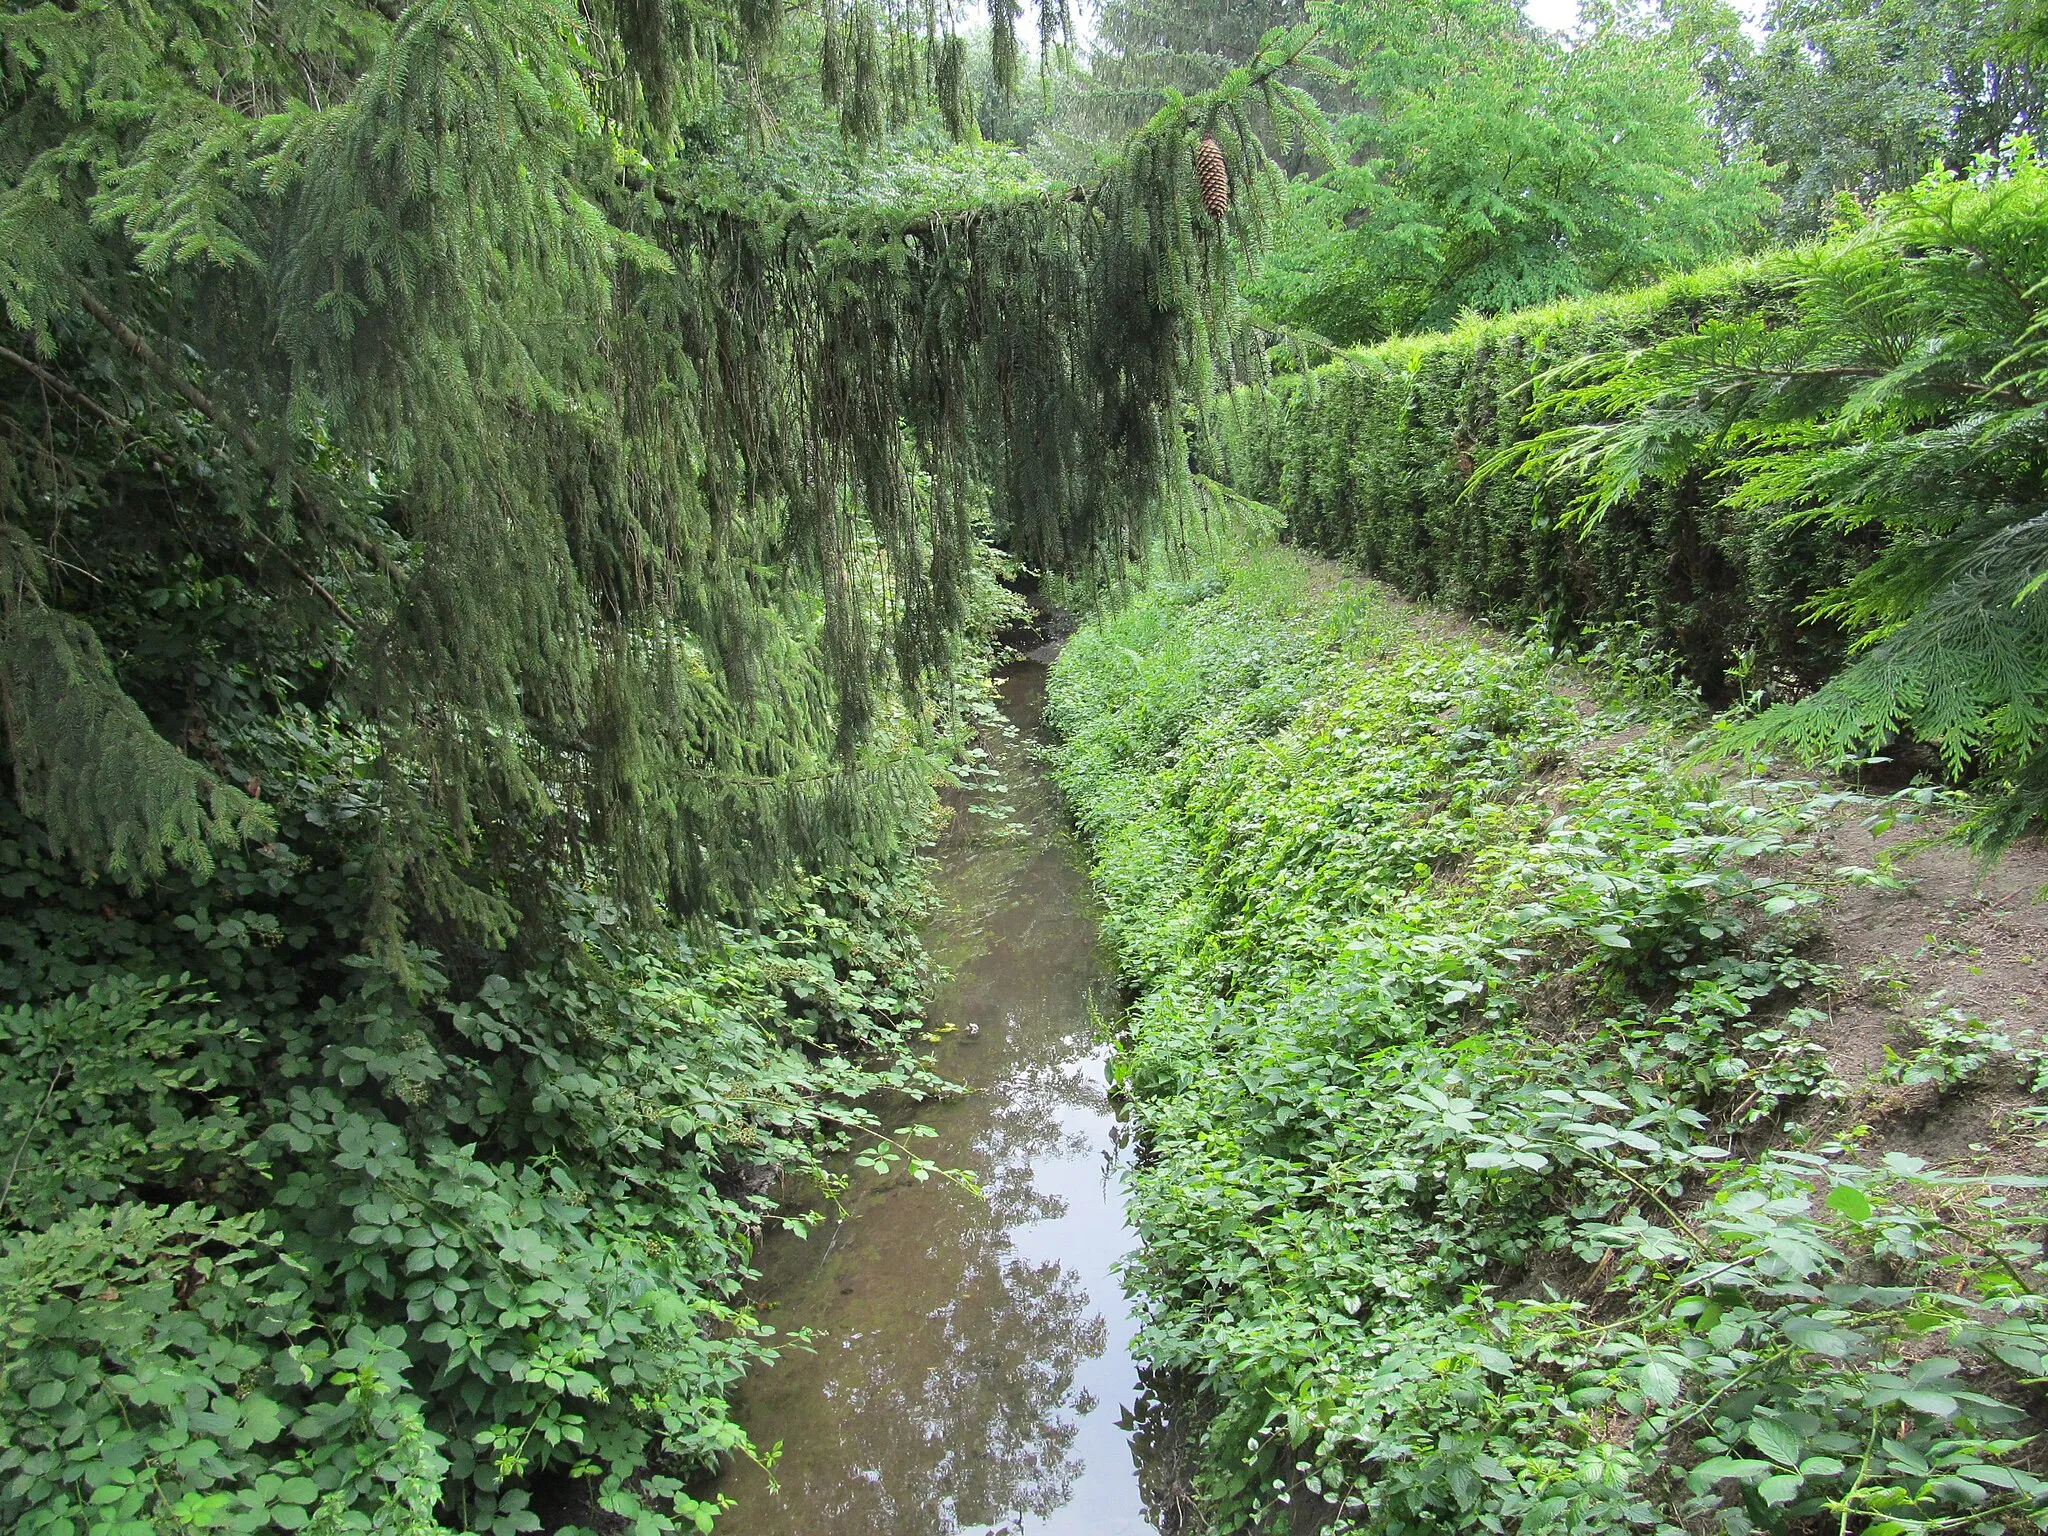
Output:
[2, 1203, 448, 1536]
[0, 550, 973, 1534]
[1220, 149, 2048, 846]
[1880, 1007, 2020, 1092]
[1050, 546, 2048, 1534]
[0, 843, 949, 1534]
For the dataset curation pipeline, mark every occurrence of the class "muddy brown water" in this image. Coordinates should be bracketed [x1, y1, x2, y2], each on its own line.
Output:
[711, 658, 1162, 1536]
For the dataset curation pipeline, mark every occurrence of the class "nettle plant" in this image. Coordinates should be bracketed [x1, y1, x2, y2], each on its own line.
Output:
[1048, 545, 2048, 1536]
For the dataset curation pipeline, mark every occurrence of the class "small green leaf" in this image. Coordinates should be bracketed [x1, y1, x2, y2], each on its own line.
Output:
[1825, 1185, 1873, 1221]
[1687, 1455, 1773, 1490]
[1900, 1390, 1959, 1417]
[1748, 1418, 1802, 1467]
[1638, 1359, 1681, 1406]
[1758, 1472, 1804, 1506]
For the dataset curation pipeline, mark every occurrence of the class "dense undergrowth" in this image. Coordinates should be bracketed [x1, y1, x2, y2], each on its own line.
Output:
[0, 549, 1031, 1536]
[1049, 544, 2048, 1535]
[0, 0, 1306, 1526]
[0, 852, 943, 1536]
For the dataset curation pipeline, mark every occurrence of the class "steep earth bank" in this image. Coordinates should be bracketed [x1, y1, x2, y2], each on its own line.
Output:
[1048, 542, 2048, 1535]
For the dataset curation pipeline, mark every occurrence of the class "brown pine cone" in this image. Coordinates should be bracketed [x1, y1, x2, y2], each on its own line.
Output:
[1195, 135, 1229, 220]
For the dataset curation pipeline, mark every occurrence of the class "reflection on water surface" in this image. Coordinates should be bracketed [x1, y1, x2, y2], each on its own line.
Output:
[713, 660, 1158, 1536]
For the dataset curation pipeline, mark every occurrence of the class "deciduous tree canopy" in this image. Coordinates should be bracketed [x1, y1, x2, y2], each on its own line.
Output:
[1250, 0, 1776, 344]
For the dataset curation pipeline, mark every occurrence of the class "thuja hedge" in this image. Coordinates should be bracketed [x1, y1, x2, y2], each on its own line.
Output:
[1209, 263, 1874, 698]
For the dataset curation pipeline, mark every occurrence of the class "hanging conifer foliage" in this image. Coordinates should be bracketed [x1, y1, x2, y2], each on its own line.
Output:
[991, 0, 1025, 100]
[822, 0, 849, 103]
[937, 31, 972, 137]
[0, 0, 1322, 966]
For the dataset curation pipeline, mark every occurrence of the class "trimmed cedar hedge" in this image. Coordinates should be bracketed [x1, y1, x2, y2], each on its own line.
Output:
[1208, 260, 1876, 699]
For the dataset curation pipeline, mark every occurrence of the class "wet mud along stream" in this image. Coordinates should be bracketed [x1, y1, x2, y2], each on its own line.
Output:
[712, 655, 1166, 1536]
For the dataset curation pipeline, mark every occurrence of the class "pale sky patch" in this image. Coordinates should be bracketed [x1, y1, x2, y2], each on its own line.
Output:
[1522, 0, 1583, 31]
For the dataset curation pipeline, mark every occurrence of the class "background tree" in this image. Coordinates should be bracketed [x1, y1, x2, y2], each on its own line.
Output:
[1669, 0, 2046, 237]
[1042, 0, 1336, 176]
[1250, 0, 1776, 344]
[1082, 0, 1314, 117]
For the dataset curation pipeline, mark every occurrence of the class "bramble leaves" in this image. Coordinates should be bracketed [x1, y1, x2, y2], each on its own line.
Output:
[1050, 545, 2048, 1534]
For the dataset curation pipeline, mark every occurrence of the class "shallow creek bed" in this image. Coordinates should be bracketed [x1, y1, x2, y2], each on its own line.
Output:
[712, 657, 1173, 1536]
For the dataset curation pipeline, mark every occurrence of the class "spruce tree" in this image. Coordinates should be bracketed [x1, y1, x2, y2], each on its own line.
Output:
[0, 0, 1319, 964]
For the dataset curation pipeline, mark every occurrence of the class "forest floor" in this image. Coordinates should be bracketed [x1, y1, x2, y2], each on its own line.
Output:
[1324, 559, 2048, 1190]
[1804, 820, 2048, 1173]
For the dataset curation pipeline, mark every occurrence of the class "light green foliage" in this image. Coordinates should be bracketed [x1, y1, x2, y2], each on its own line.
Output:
[1050, 546, 2048, 1534]
[1879, 1006, 2020, 1090]
[1, 1203, 450, 1536]
[0, 770, 956, 1532]
[0, 0, 1310, 959]
[1249, 0, 1775, 344]
[1513, 152, 2048, 853]
[0, 10, 1325, 1524]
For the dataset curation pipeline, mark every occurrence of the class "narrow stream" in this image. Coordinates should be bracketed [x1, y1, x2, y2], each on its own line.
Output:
[713, 656, 1158, 1536]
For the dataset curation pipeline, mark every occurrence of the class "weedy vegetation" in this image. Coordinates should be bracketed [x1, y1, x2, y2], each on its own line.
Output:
[0, 0, 1328, 1528]
[1049, 544, 2048, 1535]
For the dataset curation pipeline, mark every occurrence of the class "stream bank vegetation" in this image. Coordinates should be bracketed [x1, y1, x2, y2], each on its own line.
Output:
[11, 0, 2048, 1530]
[0, 2, 1333, 1532]
[1217, 148, 2048, 864]
[1050, 543, 2048, 1535]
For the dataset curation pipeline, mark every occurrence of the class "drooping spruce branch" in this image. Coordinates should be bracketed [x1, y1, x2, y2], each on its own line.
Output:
[0, 0, 1327, 962]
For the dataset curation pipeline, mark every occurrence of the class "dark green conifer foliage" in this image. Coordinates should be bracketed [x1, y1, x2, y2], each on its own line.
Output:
[1069, 0, 1319, 144]
[937, 31, 972, 137]
[0, 0, 1310, 967]
[3, 603, 271, 882]
[991, 0, 1024, 101]
[1507, 153, 2048, 851]
[821, 0, 848, 103]
[1039, 0, 1073, 81]
[0, 11, 1331, 1528]
[841, 5, 887, 141]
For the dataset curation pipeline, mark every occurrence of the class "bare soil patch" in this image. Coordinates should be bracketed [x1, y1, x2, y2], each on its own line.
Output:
[1802, 817, 2048, 1174]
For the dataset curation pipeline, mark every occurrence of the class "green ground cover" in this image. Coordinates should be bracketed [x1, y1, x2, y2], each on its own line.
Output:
[1048, 544, 2048, 1535]
[0, 824, 950, 1536]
